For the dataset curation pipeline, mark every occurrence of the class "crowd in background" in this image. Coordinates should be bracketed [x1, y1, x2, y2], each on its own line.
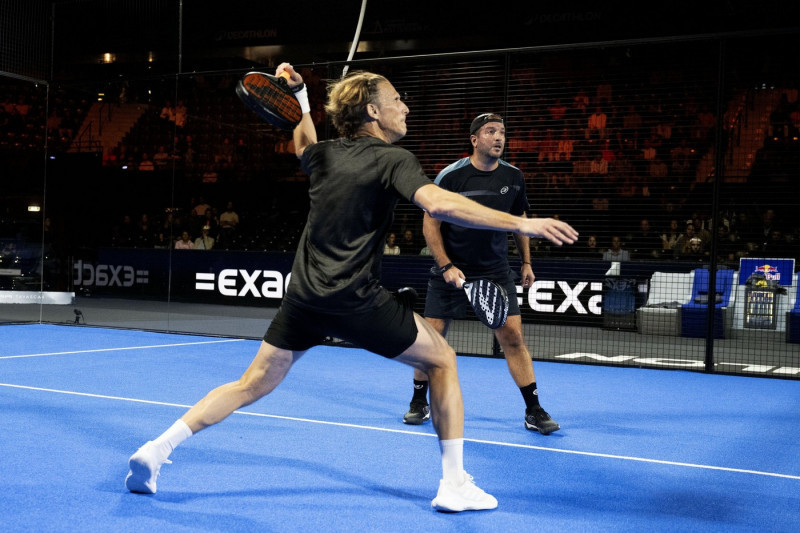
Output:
[2, 59, 800, 270]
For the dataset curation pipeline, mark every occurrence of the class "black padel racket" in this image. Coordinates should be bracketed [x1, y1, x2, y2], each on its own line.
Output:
[462, 278, 509, 329]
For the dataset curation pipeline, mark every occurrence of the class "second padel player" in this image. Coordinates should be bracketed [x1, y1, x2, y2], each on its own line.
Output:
[402, 113, 563, 435]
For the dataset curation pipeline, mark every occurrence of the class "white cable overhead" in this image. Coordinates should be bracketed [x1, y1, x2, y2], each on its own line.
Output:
[342, 0, 368, 78]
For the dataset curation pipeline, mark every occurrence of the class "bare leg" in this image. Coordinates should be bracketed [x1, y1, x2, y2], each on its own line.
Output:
[182, 341, 305, 433]
[397, 314, 498, 511]
[396, 315, 461, 439]
[411, 317, 449, 382]
[493, 315, 535, 387]
[126, 341, 304, 494]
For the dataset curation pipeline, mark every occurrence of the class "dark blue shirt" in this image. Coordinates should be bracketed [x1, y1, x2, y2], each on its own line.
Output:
[434, 157, 530, 276]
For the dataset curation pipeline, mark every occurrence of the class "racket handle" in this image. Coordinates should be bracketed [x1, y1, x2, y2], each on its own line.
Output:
[279, 71, 291, 81]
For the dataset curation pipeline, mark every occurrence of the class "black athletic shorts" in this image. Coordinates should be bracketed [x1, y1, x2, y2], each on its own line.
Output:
[424, 269, 520, 320]
[264, 292, 419, 358]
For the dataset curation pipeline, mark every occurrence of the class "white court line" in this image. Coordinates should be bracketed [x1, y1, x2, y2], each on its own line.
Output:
[2, 382, 799, 482]
[0, 339, 247, 360]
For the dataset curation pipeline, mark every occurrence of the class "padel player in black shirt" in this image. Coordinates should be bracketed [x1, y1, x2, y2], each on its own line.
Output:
[125, 65, 577, 512]
[402, 113, 561, 435]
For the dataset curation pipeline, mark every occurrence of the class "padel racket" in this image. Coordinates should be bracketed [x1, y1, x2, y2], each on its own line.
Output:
[236, 71, 302, 131]
[462, 278, 509, 329]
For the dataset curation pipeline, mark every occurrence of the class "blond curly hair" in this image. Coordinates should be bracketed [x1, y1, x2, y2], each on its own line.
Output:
[325, 71, 387, 138]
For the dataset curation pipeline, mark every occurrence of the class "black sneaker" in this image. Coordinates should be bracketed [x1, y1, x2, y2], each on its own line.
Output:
[403, 400, 431, 425]
[525, 406, 560, 435]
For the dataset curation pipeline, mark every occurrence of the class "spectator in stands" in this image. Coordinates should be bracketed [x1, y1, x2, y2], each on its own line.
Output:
[714, 220, 739, 263]
[219, 201, 240, 231]
[629, 218, 662, 259]
[400, 229, 420, 254]
[192, 197, 211, 218]
[661, 218, 681, 255]
[690, 213, 712, 245]
[384, 233, 400, 255]
[138, 153, 155, 171]
[548, 99, 567, 129]
[194, 225, 215, 250]
[602, 235, 630, 261]
[154, 232, 171, 249]
[136, 213, 156, 248]
[587, 105, 607, 140]
[674, 222, 701, 259]
[572, 88, 589, 120]
[574, 234, 602, 259]
[214, 137, 235, 167]
[683, 237, 708, 263]
[174, 100, 187, 128]
[174, 231, 194, 250]
[589, 150, 608, 177]
[153, 145, 171, 169]
[160, 100, 176, 123]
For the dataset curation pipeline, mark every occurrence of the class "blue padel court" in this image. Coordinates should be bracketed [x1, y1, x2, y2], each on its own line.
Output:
[1, 324, 798, 532]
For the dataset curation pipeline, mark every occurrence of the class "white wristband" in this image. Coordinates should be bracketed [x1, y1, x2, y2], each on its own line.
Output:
[294, 86, 310, 114]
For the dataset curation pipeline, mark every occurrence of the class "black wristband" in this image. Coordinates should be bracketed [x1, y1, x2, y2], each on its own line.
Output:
[522, 261, 531, 265]
[291, 82, 306, 93]
[430, 262, 453, 275]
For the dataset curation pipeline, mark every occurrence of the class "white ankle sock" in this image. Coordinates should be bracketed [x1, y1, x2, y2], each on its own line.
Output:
[439, 438, 464, 483]
[152, 419, 193, 459]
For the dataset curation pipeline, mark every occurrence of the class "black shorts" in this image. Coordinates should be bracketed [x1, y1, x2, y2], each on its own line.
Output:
[264, 293, 419, 358]
[424, 269, 520, 320]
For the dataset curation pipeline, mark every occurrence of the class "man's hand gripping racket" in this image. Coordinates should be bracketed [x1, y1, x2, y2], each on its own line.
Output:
[235, 63, 306, 131]
[440, 264, 509, 329]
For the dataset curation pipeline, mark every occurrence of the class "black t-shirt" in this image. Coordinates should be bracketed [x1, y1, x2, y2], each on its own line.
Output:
[285, 137, 431, 313]
[435, 157, 530, 276]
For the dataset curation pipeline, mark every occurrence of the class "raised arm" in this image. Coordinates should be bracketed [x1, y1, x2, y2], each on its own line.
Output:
[413, 183, 578, 246]
[275, 62, 317, 157]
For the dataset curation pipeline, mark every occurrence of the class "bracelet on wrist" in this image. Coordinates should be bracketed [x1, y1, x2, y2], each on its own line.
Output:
[522, 261, 531, 265]
[430, 262, 453, 275]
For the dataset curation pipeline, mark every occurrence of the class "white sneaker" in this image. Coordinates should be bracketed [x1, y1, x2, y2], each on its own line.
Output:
[125, 441, 171, 494]
[431, 472, 498, 512]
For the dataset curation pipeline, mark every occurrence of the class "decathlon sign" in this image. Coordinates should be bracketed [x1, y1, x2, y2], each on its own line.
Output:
[194, 269, 291, 298]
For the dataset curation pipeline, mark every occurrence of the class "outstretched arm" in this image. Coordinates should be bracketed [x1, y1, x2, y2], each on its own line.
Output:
[275, 62, 317, 157]
[413, 183, 578, 246]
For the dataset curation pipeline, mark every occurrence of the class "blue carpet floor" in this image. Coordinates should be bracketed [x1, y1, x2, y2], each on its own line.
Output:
[1, 324, 798, 532]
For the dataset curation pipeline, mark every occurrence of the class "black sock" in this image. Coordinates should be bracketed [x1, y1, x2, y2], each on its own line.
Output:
[520, 382, 540, 412]
[412, 379, 429, 403]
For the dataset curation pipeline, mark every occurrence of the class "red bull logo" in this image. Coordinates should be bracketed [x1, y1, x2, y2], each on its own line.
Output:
[753, 264, 780, 281]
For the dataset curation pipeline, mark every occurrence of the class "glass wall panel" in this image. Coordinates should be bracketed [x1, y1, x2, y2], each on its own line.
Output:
[2, 0, 797, 377]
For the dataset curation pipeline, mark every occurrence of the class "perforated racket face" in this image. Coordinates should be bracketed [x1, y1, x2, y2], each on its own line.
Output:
[236, 71, 302, 131]
[464, 279, 509, 329]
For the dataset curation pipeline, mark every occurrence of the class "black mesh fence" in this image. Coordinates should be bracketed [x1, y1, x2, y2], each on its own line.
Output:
[1, 2, 798, 378]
